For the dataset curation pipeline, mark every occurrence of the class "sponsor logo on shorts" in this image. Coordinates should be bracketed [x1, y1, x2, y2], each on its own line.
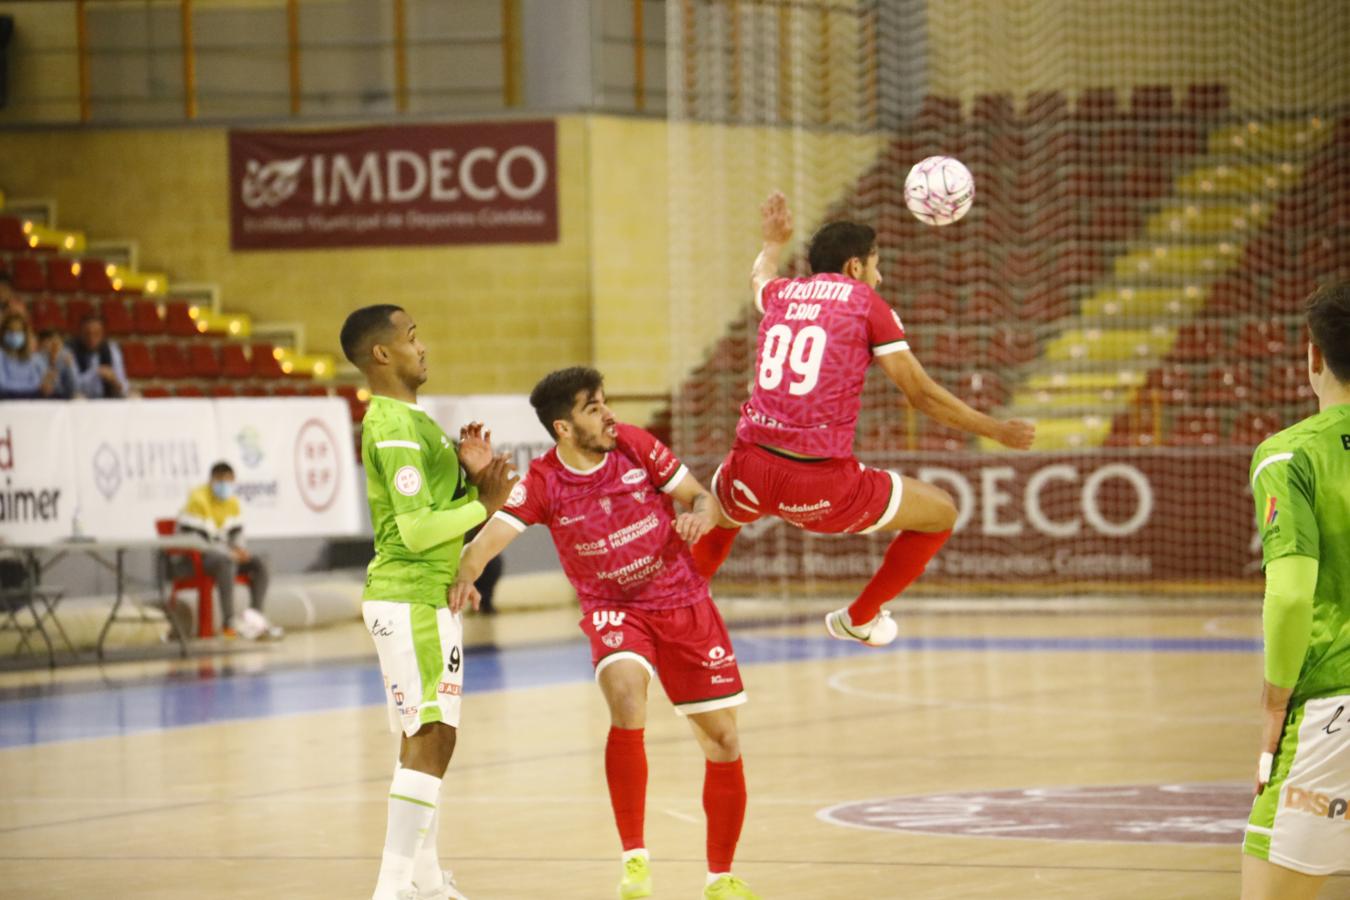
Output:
[778, 499, 831, 515]
[703, 645, 736, 670]
[391, 684, 405, 705]
[609, 513, 660, 549]
[601, 631, 624, 649]
[394, 465, 422, 496]
[399, 705, 419, 717]
[1283, 785, 1350, 819]
[575, 539, 609, 556]
[369, 618, 394, 637]
[622, 468, 647, 485]
[437, 681, 461, 696]
[711, 675, 736, 685]
[592, 611, 627, 629]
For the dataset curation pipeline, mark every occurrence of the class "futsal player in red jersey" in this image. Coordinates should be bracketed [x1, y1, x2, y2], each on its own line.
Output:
[693, 192, 1036, 646]
[451, 367, 759, 900]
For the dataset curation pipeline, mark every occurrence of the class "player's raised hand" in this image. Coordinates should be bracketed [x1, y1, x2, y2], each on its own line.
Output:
[674, 510, 714, 545]
[458, 421, 494, 476]
[472, 455, 520, 514]
[448, 578, 481, 615]
[997, 418, 1036, 451]
[761, 191, 793, 244]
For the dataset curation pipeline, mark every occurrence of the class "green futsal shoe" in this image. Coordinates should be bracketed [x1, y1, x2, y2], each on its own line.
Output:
[704, 874, 760, 899]
[617, 854, 653, 899]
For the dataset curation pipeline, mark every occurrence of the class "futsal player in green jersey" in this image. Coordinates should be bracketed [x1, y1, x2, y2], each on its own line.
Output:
[340, 305, 517, 900]
[1243, 283, 1350, 899]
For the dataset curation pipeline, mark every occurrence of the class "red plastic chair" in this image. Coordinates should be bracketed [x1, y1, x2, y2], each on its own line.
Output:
[155, 518, 247, 638]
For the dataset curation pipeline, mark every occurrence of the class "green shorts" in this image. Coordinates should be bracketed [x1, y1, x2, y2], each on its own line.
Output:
[1244, 694, 1350, 876]
[363, 600, 464, 737]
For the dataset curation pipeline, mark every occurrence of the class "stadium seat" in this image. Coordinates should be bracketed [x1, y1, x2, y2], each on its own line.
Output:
[1183, 83, 1229, 117]
[1021, 90, 1067, 123]
[100, 297, 135, 336]
[916, 94, 962, 129]
[32, 296, 65, 333]
[1168, 411, 1222, 446]
[64, 297, 94, 332]
[1170, 321, 1226, 362]
[164, 301, 199, 338]
[1074, 87, 1118, 120]
[141, 386, 172, 398]
[80, 259, 115, 294]
[208, 384, 239, 398]
[152, 344, 191, 380]
[1236, 320, 1291, 359]
[133, 300, 165, 336]
[220, 344, 252, 379]
[988, 327, 1039, 365]
[121, 341, 156, 380]
[335, 385, 367, 423]
[1231, 411, 1281, 446]
[1104, 413, 1158, 448]
[251, 343, 285, 379]
[1199, 366, 1254, 405]
[11, 256, 45, 292]
[972, 93, 1014, 126]
[155, 517, 248, 638]
[45, 258, 81, 293]
[0, 216, 26, 252]
[1143, 364, 1193, 404]
[188, 344, 222, 379]
[1264, 363, 1317, 406]
[175, 385, 205, 398]
[1130, 85, 1174, 118]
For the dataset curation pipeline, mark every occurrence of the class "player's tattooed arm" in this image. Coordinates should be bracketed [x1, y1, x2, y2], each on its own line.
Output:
[752, 191, 794, 307]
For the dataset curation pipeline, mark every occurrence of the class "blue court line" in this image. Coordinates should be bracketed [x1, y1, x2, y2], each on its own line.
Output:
[0, 633, 1261, 749]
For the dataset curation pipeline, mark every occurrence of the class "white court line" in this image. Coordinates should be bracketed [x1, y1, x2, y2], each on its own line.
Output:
[663, 808, 700, 824]
[825, 662, 1245, 725]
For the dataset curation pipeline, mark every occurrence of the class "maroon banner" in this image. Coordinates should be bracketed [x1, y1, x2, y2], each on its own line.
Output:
[228, 121, 558, 250]
[688, 448, 1262, 589]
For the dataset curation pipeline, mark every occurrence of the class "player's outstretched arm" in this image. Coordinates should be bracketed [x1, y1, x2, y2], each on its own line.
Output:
[877, 349, 1035, 450]
[451, 518, 521, 614]
[751, 191, 794, 310]
[667, 471, 718, 544]
[1253, 554, 1317, 794]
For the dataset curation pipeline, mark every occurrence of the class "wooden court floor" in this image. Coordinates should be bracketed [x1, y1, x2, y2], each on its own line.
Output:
[2, 600, 1347, 899]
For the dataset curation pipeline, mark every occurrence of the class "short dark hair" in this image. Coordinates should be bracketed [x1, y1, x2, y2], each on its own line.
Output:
[340, 304, 403, 366]
[529, 366, 604, 440]
[807, 221, 877, 275]
[210, 461, 235, 479]
[1307, 281, 1350, 383]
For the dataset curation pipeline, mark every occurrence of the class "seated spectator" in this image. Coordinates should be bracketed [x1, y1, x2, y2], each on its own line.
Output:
[0, 313, 59, 399]
[0, 271, 27, 327]
[171, 461, 281, 640]
[67, 314, 128, 399]
[36, 328, 79, 399]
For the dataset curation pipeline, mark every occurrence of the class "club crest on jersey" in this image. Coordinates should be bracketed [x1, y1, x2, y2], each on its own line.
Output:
[622, 469, 646, 485]
[593, 610, 626, 630]
[599, 497, 613, 515]
[507, 481, 527, 508]
[601, 631, 624, 649]
[394, 466, 422, 496]
[631, 490, 647, 504]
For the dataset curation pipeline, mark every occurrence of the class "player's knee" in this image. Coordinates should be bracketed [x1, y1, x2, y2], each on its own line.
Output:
[931, 488, 958, 531]
[606, 689, 647, 727]
[707, 727, 740, 761]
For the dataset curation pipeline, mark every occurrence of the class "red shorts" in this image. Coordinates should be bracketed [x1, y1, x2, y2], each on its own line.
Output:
[579, 598, 747, 715]
[711, 440, 902, 534]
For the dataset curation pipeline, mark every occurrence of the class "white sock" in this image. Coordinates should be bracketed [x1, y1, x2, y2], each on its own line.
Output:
[707, 871, 729, 885]
[376, 768, 441, 894]
[413, 807, 442, 888]
[623, 848, 649, 863]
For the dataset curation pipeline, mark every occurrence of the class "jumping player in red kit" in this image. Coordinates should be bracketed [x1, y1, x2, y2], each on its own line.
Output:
[451, 367, 759, 900]
[692, 192, 1036, 646]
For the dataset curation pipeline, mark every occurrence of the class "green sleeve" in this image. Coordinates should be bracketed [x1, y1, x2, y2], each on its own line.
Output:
[1251, 448, 1320, 567]
[367, 419, 434, 517]
[1262, 555, 1319, 688]
[395, 502, 488, 554]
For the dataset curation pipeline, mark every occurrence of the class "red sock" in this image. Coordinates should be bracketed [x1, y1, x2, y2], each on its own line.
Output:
[691, 526, 739, 580]
[605, 727, 647, 851]
[847, 530, 951, 626]
[703, 757, 746, 874]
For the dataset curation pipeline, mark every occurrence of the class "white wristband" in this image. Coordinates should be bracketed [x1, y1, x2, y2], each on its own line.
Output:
[1258, 751, 1274, 784]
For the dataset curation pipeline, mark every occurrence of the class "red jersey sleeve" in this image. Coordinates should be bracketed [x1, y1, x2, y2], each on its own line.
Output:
[866, 290, 909, 357]
[493, 468, 549, 532]
[618, 424, 689, 494]
[755, 276, 793, 314]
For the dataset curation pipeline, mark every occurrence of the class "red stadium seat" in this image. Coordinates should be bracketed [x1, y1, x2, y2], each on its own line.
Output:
[64, 297, 94, 332]
[1130, 85, 1174, 118]
[45, 258, 82, 293]
[1021, 90, 1067, 123]
[925, 332, 976, 368]
[100, 297, 135, 336]
[1236, 320, 1291, 359]
[164, 301, 199, 338]
[0, 216, 27, 252]
[1199, 366, 1254, 405]
[141, 386, 172, 398]
[1183, 83, 1229, 117]
[251, 343, 285, 379]
[972, 93, 1014, 126]
[220, 344, 252, 379]
[11, 256, 46, 292]
[122, 341, 156, 380]
[208, 384, 239, 398]
[1143, 364, 1193, 405]
[175, 385, 205, 398]
[1074, 87, 1118, 120]
[1168, 411, 1222, 446]
[188, 344, 222, 379]
[1231, 411, 1282, 446]
[955, 371, 1007, 411]
[916, 94, 962, 129]
[152, 344, 191, 380]
[80, 259, 115, 294]
[133, 300, 165, 336]
[988, 327, 1038, 365]
[240, 385, 269, 397]
[1104, 413, 1159, 448]
[335, 385, 367, 423]
[32, 296, 65, 333]
[1170, 321, 1227, 362]
[1264, 363, 1317, 406]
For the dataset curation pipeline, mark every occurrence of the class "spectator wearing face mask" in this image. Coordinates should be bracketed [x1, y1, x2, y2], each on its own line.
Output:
[172, 461, 280, 640]
[67, 314, 128, 399]
[0, 312, 59, 399]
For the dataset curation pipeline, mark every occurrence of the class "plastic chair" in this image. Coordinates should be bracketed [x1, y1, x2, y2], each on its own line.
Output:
[155, 518, 248, 638]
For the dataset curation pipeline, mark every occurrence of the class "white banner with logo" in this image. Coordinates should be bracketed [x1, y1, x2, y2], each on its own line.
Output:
[72, 399, 219, 540]
[0, 402, 78, 543]
[422, 395, 554, 471]
[213, 398, 360, 537]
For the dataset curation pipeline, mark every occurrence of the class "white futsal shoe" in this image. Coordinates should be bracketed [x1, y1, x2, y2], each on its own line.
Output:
[417, 870, 469, 900]
[825, 608, 898, 647]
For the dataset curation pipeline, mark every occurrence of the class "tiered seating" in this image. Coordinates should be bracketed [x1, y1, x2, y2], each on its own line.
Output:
[666, 85, 1346, 455]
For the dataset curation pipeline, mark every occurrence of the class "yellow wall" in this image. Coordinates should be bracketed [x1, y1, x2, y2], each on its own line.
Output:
[926, 0, 1350, 111]
[0, 119, 593, 395]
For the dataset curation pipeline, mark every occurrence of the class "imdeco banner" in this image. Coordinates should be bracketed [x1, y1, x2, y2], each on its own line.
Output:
[229, 121, 558, 250]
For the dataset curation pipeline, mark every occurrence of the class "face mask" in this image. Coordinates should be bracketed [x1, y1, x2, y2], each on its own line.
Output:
[211, 480, 234, 501]
[3, 331, 25, 351]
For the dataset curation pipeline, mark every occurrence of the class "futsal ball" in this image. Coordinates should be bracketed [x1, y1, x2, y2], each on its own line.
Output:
[904, 156, 975, 226]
